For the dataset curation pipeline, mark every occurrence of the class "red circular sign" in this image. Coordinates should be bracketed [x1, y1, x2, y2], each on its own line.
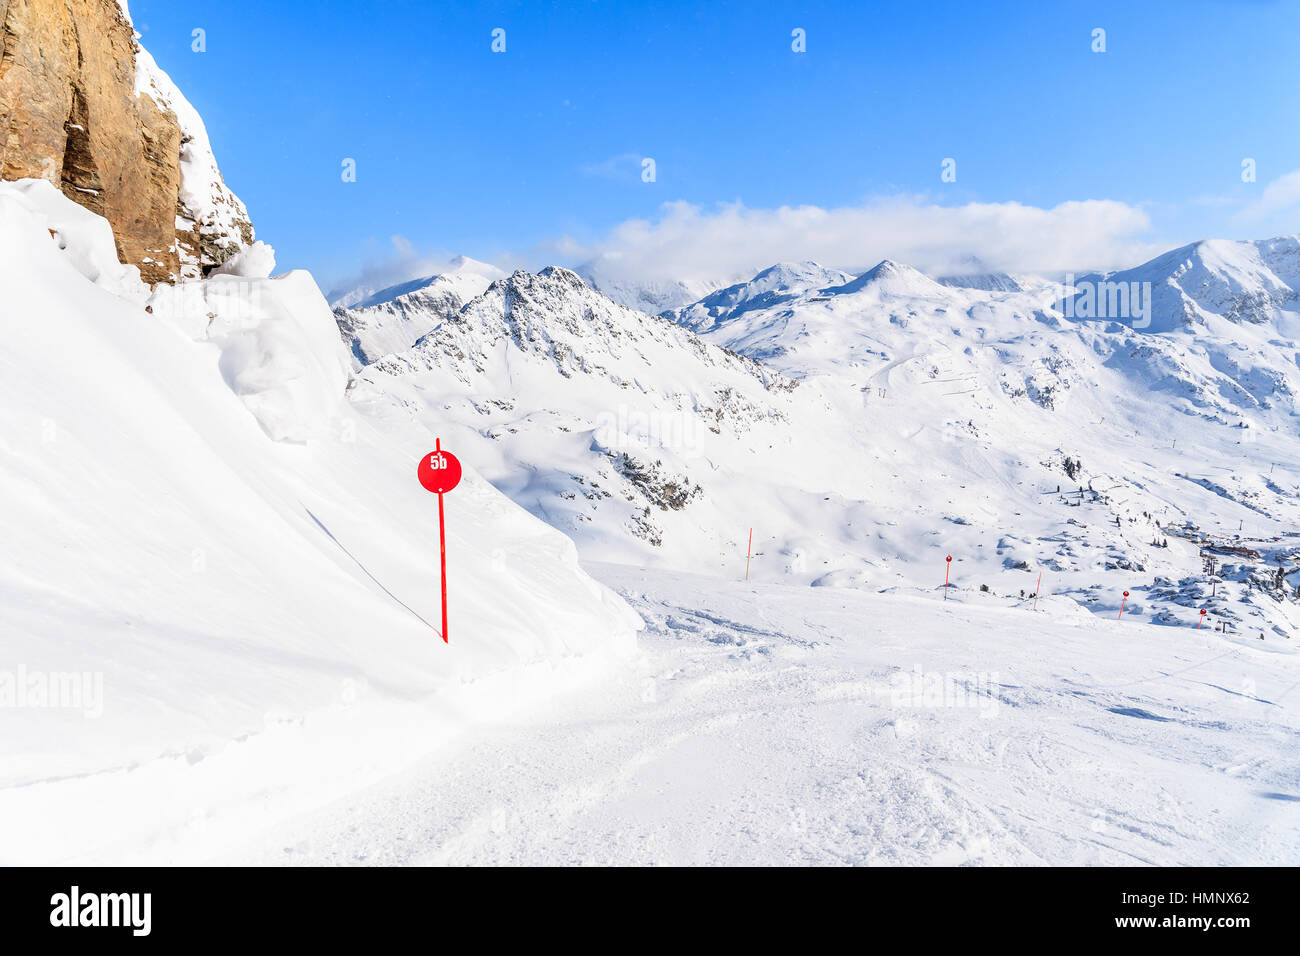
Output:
[418, 448, 462, 494]
[946, 555, 952, 562]
[1123, 591, 1130, 597]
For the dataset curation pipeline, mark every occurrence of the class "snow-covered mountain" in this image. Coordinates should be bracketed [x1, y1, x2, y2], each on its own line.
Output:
[1068, 236, 1300, 334]
[668, 258, 955, 368]
[330, 256, 505, 310]
[349, 266, 813, 563]
[938, 271, 1030, 293]
[339, 240, 1300, 652]
[331, 256, 506, 367]
[667, 261, 853, 333]
[575, 263, 730, 315]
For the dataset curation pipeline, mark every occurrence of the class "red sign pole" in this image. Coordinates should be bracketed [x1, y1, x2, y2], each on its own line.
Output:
[1198, 609, 1206, 629]
[417, 438, 463, 644]
[745, 528, 753, 582]
[1118, 590, 1130, 620]
[944, 555, 952, 599]
[437, 468, 449, 643]
[1034, 571, 1043, 611]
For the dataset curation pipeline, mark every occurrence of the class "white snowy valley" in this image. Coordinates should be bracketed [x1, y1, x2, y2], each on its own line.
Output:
[2, 172, 1299, 865]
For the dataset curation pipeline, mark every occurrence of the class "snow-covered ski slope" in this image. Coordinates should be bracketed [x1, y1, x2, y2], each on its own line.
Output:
[222, 565, 1300, 866]
[0, 181, 638, 863]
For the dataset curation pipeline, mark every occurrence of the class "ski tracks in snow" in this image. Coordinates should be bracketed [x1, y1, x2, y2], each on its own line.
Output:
[228, 565, 1300, 866]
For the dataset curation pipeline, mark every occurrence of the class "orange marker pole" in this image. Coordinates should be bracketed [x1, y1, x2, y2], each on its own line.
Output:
[745, 528, 753, 581]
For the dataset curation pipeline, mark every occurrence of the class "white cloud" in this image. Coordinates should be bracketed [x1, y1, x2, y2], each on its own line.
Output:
[548, 195, 1162, 286]
[1239, 169, 1300, 222]
[328, 195, 1168, 302]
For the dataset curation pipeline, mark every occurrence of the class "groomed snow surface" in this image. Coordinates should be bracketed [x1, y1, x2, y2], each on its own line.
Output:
[224, 565, 1299, 866]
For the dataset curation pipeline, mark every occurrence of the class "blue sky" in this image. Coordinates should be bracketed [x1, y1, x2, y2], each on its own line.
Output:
[129, 0, 1300, 291]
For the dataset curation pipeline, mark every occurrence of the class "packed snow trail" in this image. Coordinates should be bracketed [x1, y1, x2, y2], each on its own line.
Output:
[225, 567, 1300, 866]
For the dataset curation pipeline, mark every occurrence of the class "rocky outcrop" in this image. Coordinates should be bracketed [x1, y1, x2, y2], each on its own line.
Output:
[0, 0, 252, 283]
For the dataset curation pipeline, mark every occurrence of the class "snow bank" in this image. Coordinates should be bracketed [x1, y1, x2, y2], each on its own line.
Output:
[0, 183, 639, 863]
[211, 240, 276, 279]
[150, 269, 349, 442]
[0, 179, 147, 302]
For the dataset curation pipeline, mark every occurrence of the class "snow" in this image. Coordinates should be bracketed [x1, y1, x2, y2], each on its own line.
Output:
[150, 269, 350, 442]
[219, 564, 1300, 866]
[210, 240, 276, 279]
[0, 182, 639, 864]
[1, 179, 146, 302]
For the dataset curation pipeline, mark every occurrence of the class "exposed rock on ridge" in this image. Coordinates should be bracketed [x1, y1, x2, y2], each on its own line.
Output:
[0, 0, 252, 283]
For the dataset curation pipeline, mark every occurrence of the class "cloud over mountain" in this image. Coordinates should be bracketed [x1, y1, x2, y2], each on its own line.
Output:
[549, 195, 1165, 288]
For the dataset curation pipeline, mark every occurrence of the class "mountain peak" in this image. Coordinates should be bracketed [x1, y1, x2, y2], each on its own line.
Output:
[830, 259, 943, 296]
[753, 260, 831, 280]
[537, 264, 588, 287]
[863, 259, 918, 279]
[445, 254, 507, 278]
[332, 259, 509, 365]
[330, 256, 506, 311]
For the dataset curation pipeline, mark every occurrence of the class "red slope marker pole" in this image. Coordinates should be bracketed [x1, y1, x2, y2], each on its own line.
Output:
[1034, 571, 1043, 611]
[437, 488, 449, 643]
[417, 438, 463, 644]
[745, 528, 753, 582]
[436, 438, 450, 643]
[1198, 609, 1206, 629]
[1118, 590, 1130, 620]
[944, 555, 952, 600]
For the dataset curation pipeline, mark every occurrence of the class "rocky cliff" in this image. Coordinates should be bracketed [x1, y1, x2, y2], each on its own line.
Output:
[0, 0, 252, 283]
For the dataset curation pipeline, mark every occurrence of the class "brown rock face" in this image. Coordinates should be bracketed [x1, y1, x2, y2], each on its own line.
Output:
[0, 0, 251, 284]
